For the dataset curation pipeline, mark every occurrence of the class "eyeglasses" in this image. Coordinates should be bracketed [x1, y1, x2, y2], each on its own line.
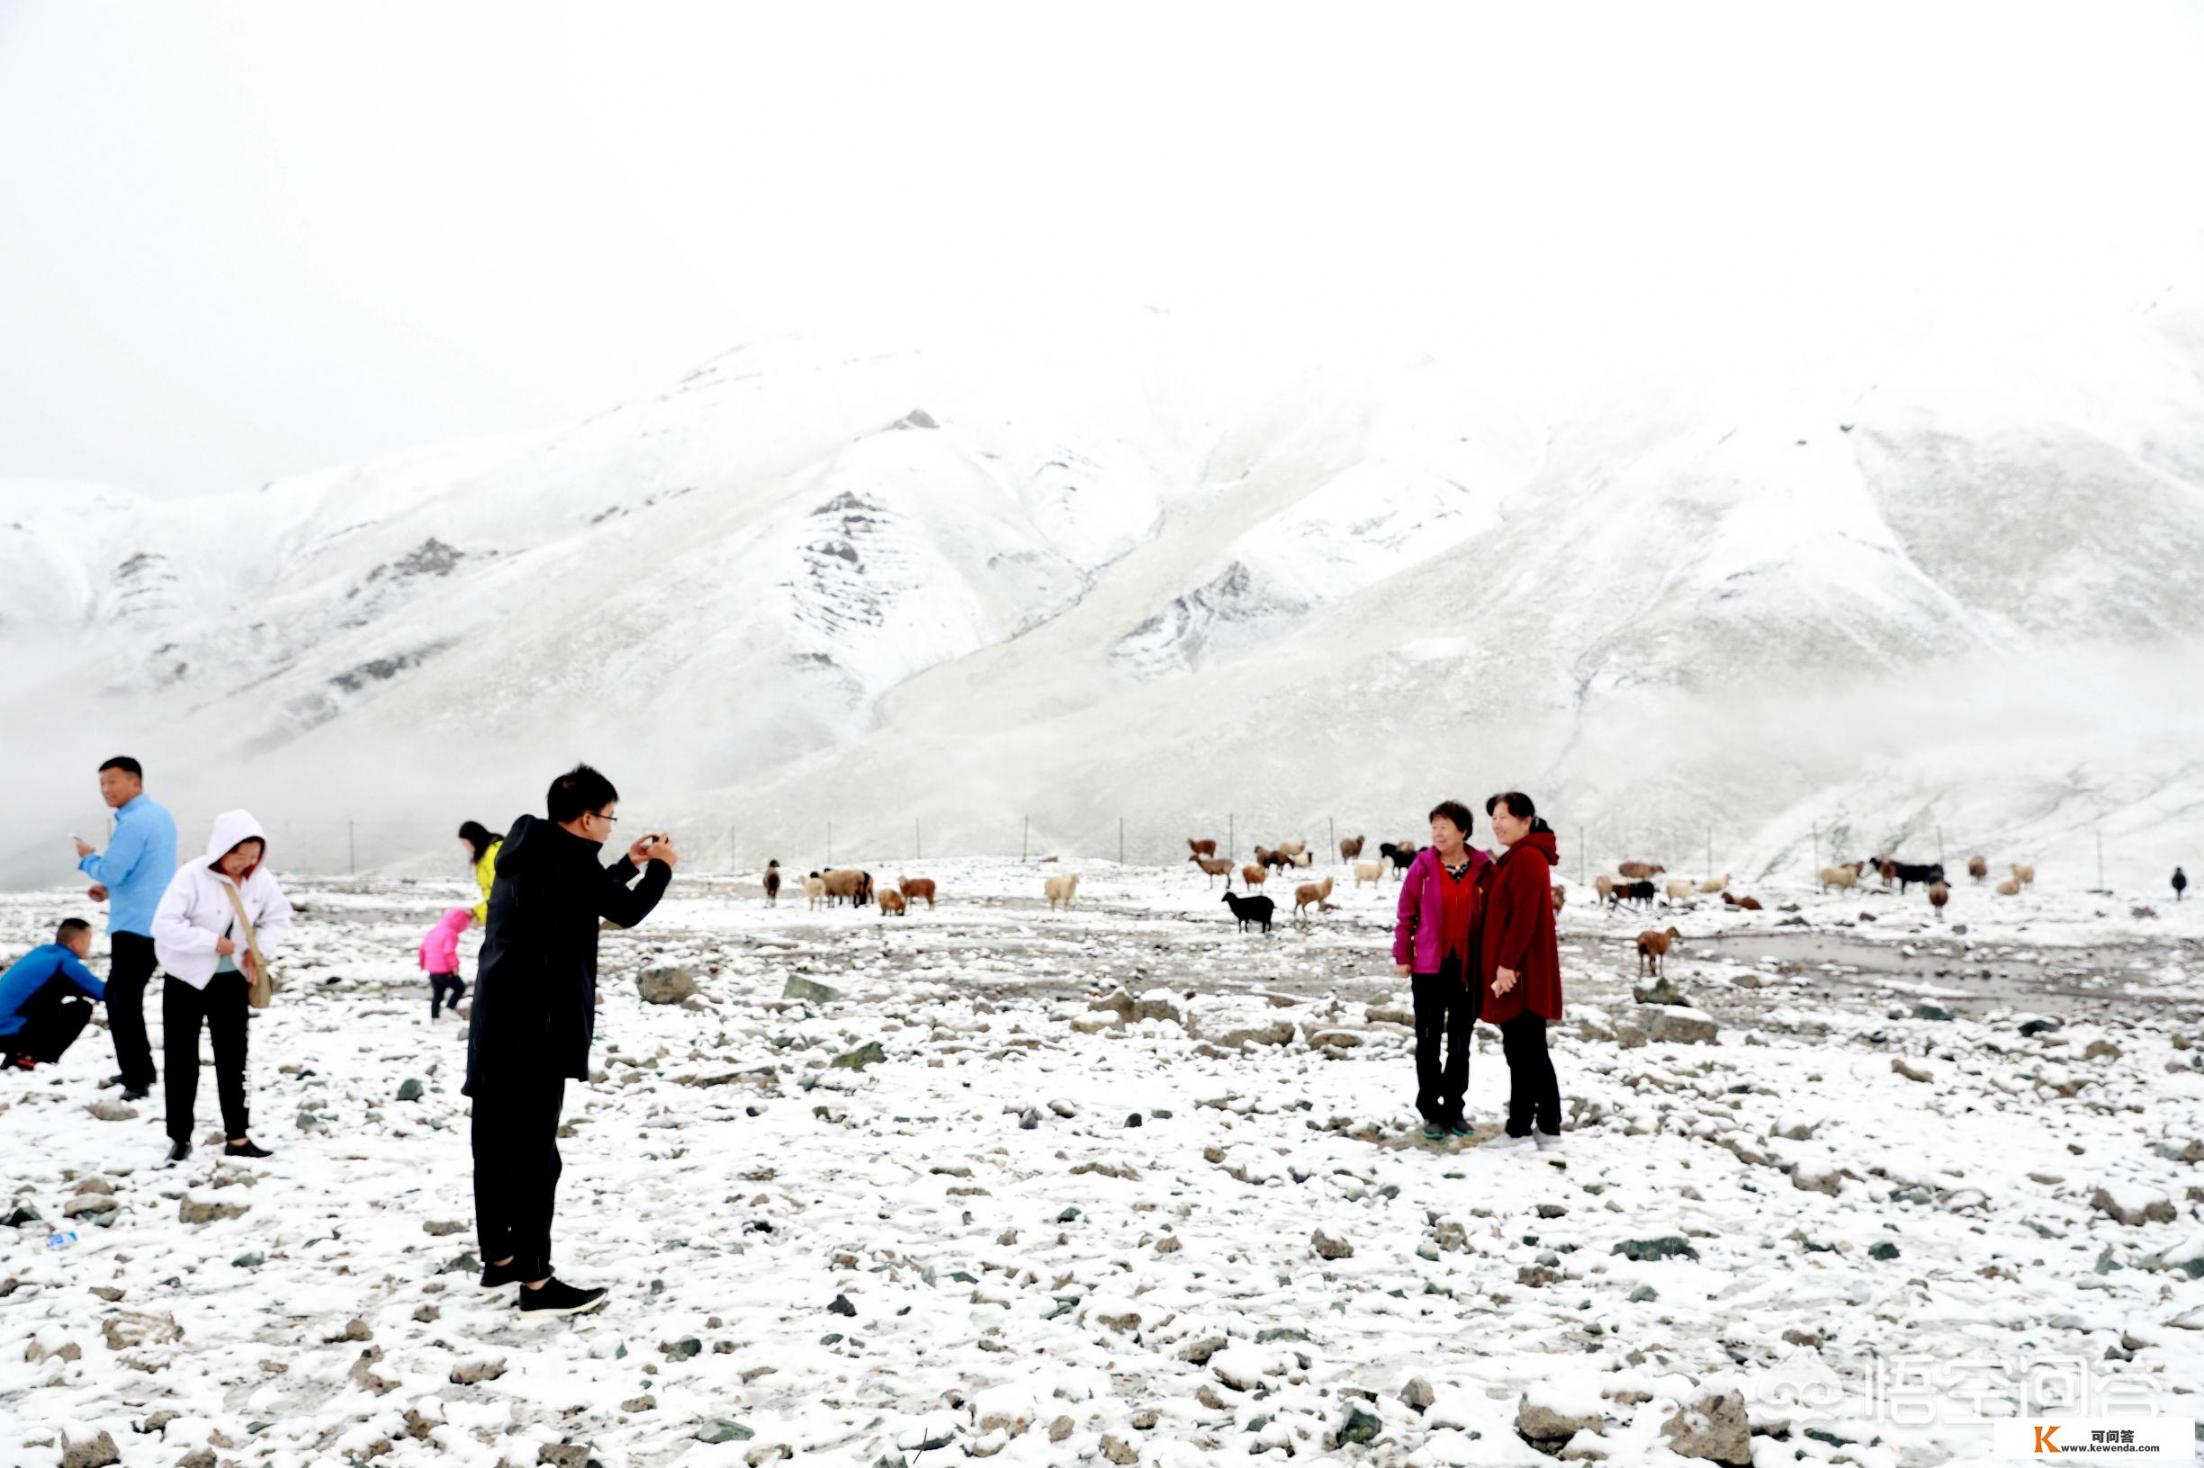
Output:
[587, 811, 618, 825]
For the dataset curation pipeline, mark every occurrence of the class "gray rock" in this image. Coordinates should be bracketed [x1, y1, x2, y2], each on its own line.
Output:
[449, 1356, 508, 1385]
[1312, 1229, 1354, 1260]
[177, 1197, 250, 1224]
[781, 976, 842, 1004]
[1339, 1403, 1383, 1445]
[1517, 1393, 1605, 1442]
[1868, 1241, 1901, 1260]
[395, 1077, 424, 1102]
[1400, 1377, 1435, 1412]
[1614, 1236, 1700, 1262]
[1649, 1008, 1719, 1046]
[101, 1312, 182, 1351]
[2093, 1187, 2177, 1226]
[1659, 1388, 1750, 1466]
[61, 1194, 118, 1219]
[638, 966, 700, 1005]
[1631, 976, 1689, 1007]
[1910, 1003, 1955, 1022]
[831, 1041, 886, 1071]
[86, 1099, 138, 1122]
[1891, 1058, 1933, 1083]
[696, 1418, 754, 1444]
[60, 1430, 121, 1468]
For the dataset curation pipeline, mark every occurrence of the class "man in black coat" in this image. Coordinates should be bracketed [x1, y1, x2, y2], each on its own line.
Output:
[464, 763, 676, 1317]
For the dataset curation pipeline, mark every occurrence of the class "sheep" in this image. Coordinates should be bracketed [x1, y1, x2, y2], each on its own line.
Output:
[1339, 834, 1366, 861]
[1293, 850, 1316, 867]
[1277, 839, 1307, 857]
[1928, 881, 1949, 920]
[1877, 857, 1896, 887]
[1636, 925, 1682, 977]
[1379, 841, 1419, 873]
[1618, 861, 1666, 879]
[1594, 873, 1615, 904]
[1967, 854, 1989, 884]
[1550, 884, 1567, 916]
[1044, 872, 1081, 910]
[1240, 863, 1268, 888]
[1890, 861, 1944, 894]
[1665, 879, 1696, 904]
[763, 859, 781, 905]
[1818, 865, 1859, 893]
[898, 875, 937, 909]
[1994, 876, 2021, 896]
[1192, 855, 1234, 885]
[1608, 879, 1657, 909]
[1293, 874, 1335, 918]
[1254, 845, 1296, 871]
[1222, 890, 1276, 933]
[803, 871, 828, 909]
[878, 889, 908, 918]
[1719, 893, 1764, 911]
[2010, 862, 2035, 887]
[1697, 873, 1730, 894]
[1187, 837, 1218, 859]
[1353, 859, 1384, 888]
[821, 869, 874, 907]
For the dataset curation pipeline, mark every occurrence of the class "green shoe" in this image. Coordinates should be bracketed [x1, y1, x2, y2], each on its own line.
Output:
[1448, 1121, 1474, 1138]
[1420, 1122, 1447, 1141]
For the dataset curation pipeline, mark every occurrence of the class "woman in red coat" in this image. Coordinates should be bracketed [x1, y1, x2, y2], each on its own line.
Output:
[1477, 791, 1564, 1150]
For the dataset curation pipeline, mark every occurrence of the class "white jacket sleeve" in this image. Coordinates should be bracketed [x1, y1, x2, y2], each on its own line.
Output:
[152, 871, 217, 956]
[249, 875, 294, 958]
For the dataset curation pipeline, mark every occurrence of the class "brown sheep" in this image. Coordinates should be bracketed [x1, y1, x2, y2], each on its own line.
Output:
[1192, 855, 1234, 885]
[1995, 876, 2021, 896]
[1241, 863, 1268, 888]
[878, 888, 908, 917]
[1928, 881, 1949, 920]
[2010, 862, 2036, 887]
[763, 860, 781, 905]
[1877, 858, 1897, 887]
[1618, 861, 1666, 880]
[1636, 926, 1682, 976]
[1340, 834, 1366, 861]
[1550, 884, 1567, 916]
[1187, 837, 1218, 859]
[1721, 892, 1764, 911]
[1967, 854, 1989, 883]
[898, 875, 937, 909]
[820, 869, 874, 907]
[1293, 874, 1334, 918]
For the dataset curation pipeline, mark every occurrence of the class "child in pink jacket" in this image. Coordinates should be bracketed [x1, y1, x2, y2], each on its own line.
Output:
[419, 906, 475, 1019]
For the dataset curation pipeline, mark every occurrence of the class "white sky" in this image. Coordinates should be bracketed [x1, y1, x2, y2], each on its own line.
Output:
[2, 0, 2200, 498]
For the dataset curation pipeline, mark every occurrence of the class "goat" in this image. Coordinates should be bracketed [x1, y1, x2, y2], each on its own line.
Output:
[1293, 874, 1334, 918]
[1353, 860, 1384, 888]
[1240, 863, 1267, 888]
[1192, 855, 1234, 885]
[2010, 862, 2036, 887]
[820, 869, 874, 907]
[898, 875, 937, 909]
[878, 889, 908, 917]
[1890, 861, 1944, 894]
[1618, 861, 1666, 879]
[1665, 879, 1696, 903]
[1044, 872, 1081, 910]
[1927, 881, 1949, 920]
[763, 859, 781, 905]
[1609, 879, 1657, 909]
[1187, 837, 1218, 859]
[1340, 834, 1366, 861]
[1379, 841, 1419, 873]
[1222, 890, 1275, 933]
[1637, 926, 1682, 977]
[1967, 854, 1989, 884]
[1697, 873, 1730, 893]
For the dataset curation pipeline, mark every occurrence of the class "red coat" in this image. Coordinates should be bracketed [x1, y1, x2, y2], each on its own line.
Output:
[1477, 828, 1564, 1023]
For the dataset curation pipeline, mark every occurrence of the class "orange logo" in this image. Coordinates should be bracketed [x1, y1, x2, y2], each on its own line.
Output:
[2033, 1425, 2061, 1452]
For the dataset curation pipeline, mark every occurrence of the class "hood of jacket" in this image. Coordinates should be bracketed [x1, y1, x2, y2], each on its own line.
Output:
[1505, 828, 1561, 867]
[496, 812, 602, 878]
[202, 809, 268, 881]
[432, 906, 475, 939]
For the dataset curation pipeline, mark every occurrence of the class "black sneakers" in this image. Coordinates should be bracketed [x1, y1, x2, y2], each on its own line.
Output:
[518, 1278, 608, 1318]
[164, 1139, 191, 1164]
[120, 1084, 150, 1101]
[223, 1139, 273, 1159]
[477, 1258, 530, 1293]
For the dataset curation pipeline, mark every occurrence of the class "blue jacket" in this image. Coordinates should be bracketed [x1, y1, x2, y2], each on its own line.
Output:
[78, 794, 179, 937]
[0, 945, 105, 1039]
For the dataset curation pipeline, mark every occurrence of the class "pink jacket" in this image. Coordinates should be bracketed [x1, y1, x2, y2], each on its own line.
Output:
[419, 906, 473, 973]
[1392, 845, 1494, 973]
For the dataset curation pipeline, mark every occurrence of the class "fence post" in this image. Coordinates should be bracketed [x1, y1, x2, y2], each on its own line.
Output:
[1021, 816, 1028, 862]
[2097, 828, 2105, 890]
[1228, 813, 1235, 860]
[348, 820, 356, 876]
[1118, 817, 1125, 865]
[827, 821, 833, 866]
[916, 818, 922, 861]
[1706, 826, 1712, 883]
[1328, 816, 1336, 865]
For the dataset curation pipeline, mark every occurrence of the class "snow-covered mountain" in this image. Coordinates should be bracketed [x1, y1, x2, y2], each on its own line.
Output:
[7, 296, 2203, 892]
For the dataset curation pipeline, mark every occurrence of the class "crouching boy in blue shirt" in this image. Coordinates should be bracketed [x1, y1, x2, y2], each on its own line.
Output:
[0, 918, 106, 1070]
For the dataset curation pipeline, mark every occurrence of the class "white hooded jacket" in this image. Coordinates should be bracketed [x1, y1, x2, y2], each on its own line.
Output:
[152, 809, 294, 990]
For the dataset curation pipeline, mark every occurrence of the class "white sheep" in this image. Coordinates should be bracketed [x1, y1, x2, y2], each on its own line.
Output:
[1045, 872, 1081, 910]
[1353, 860, 1384, 888]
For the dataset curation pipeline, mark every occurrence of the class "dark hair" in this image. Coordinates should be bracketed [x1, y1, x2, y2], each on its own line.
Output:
[547, 763, 619, 825]
[98, 756, 143, 779]
[458, 820, 497, 862]
[1485, 791, 1554, 835]
[56, 917, 92, 944]
[1427, 800, 1475, 837]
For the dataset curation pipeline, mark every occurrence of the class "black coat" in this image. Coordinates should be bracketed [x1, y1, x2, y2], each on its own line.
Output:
[463, 814, 671, 1094]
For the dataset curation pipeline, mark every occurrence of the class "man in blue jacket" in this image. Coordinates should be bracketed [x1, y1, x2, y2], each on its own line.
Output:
[72, 756, 177, 1100]
[1, 919, 106, 1070]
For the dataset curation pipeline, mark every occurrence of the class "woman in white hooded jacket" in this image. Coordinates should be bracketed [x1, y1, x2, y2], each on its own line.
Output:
[152, 809, 292, 1164]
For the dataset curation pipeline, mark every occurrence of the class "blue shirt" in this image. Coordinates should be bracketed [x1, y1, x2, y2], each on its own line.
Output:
[0, 944, 105, 1039]
[77, 794, 179, 938]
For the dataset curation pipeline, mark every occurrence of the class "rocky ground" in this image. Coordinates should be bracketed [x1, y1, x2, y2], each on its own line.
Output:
[2, 860, 2200, 1467]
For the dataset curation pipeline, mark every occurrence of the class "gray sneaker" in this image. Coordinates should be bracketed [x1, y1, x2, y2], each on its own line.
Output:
[1534, 1131, 1564, 1152]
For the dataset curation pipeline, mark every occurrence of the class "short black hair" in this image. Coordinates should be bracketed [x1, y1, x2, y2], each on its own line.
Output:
[547, 763, 619, 825]
[98, 756, 143, 779]
[1427, 800, 1475, 837]
[458, 820, 498, 862]
[56, 917, 92, 944]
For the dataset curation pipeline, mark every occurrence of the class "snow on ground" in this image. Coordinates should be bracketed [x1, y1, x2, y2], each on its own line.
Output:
[2, 860, 2201, 1467]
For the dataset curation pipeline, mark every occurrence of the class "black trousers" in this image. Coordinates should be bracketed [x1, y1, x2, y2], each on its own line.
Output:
[106, 932, 159, 1089]
[472, 1073, 567, 1280]
[1500, 1012, 1561, 1137]
[1411, 953, 1476, 1125]
[7, 979, 93, 1063]
[429, 973, 467, 1017]
[163, 972, 251, 1143]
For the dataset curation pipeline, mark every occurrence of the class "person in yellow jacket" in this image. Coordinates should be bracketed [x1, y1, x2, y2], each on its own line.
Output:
[459, 821, 503, 923]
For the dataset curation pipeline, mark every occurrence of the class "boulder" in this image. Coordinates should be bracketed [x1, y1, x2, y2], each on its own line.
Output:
[1649, 1008, 1719, 1045]
[638, 966, 699, 1005]
[1658, 1388, 1750, 1466]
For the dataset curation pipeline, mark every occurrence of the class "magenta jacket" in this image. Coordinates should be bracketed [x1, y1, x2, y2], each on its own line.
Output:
[419, 906, 473, 973]
[1392, 845, 1494, 972]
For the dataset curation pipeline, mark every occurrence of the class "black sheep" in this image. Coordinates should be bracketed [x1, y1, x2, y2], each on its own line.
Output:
[2176, 866, 2189, 902]
[1221, 890, 1276, 933]
[1891, 860, 1945, 894]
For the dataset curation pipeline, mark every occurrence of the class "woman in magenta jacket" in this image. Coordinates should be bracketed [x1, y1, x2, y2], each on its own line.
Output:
[1392, 800, 1492, 1140]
